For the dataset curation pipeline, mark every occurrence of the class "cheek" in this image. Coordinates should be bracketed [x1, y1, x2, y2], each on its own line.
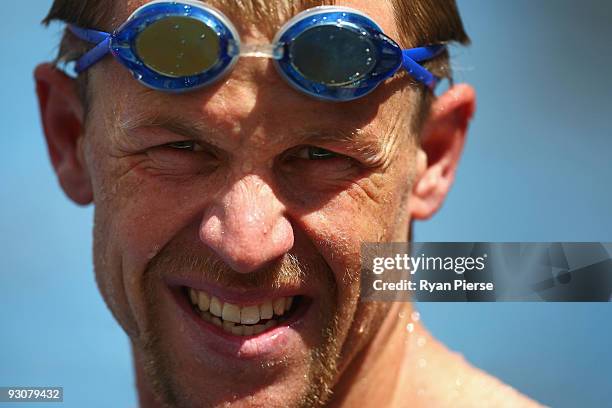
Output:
[292, 166, 410, 352]
[297, 168, 411, 268]
[297, 195, 395, 370]
[89, 152, 218, 338]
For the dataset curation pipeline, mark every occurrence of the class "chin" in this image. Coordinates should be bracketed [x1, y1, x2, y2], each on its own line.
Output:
[129, 264, 342, 407]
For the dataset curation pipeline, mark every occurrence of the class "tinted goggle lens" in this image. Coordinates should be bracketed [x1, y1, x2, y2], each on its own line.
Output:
[136, 16, 220, 77]
[289, 25, 377, 86]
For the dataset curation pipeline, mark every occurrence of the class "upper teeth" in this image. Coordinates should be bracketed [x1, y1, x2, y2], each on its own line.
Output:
[188, 288, 295, 332]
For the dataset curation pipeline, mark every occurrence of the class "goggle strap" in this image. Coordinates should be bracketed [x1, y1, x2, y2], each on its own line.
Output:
[401, 46, 446, 89]
[403, 45, 445, 63]
[68, 25, 110, 44]
[68, 25, 112, 74]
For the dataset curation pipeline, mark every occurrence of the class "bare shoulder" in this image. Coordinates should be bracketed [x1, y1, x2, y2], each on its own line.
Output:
[398, 332, 546, 408]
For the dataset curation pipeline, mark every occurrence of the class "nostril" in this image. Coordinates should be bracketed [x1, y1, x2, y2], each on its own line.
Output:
[199, 181, 294, 273]
[200, 217, 294, 275]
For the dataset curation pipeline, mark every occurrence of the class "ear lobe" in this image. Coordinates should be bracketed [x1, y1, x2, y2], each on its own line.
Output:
[35, 63, 93, 205]
[409, 84, 476, 220]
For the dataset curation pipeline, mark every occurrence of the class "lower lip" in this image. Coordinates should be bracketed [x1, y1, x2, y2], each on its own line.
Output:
[167, 285, 311, 359]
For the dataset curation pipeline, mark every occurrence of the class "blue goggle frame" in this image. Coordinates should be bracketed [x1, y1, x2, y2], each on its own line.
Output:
[69, 0, 446, 102]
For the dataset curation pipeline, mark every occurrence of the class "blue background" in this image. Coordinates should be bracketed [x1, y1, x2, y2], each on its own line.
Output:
[1, 1, 611, 407]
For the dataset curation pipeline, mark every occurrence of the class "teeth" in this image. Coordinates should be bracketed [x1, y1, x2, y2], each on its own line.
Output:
[188, 288, 299, 336]
[241, 305, 260, 325]
[260, 301, 273, 320]
[273, 298, 285, 315]
[198, 292, 210, 312]
[189, 288, 198, 305]
[211, 316, 222, 327]
[222, 303, 241, 324]
[209, 296, 223, 317]
[222, 320, 235, 333]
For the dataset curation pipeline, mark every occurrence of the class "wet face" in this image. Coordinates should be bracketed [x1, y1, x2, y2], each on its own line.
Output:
[83, 0, 421, 406]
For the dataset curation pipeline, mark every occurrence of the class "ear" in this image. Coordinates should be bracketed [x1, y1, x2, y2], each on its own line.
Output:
[409, 84, 476, 220]
[35, 63, 93, 205]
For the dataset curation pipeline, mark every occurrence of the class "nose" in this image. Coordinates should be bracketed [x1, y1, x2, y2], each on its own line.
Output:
[199, 175, 294, 273]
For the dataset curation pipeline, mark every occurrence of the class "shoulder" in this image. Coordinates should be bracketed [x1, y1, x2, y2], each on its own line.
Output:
[397, 332, 545, 408]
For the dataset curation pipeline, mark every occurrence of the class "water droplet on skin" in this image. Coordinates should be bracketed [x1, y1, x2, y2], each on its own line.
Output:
[455, 378, 463, 387]
[398, 311, 406, 319]
[411, 311, 421, 322]
[406, 323, 414, 333]
[417, 336, 426, 347]
[174, 24, 180, 30]
[418, 358, 427, 368]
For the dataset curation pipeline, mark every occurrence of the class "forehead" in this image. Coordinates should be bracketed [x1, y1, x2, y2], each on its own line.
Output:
[115, 0, 398, 40]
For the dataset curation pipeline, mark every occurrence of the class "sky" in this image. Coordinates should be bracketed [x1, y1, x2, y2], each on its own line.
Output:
[0, 1, 611, 407]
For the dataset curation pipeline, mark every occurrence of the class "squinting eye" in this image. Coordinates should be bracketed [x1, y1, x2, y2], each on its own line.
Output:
[294, 146, 339, 160]
[166, 140, 204, 152]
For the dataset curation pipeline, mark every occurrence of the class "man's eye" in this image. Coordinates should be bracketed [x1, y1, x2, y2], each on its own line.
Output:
[166, 141, 204, 152]
[294, 146, 339, 160]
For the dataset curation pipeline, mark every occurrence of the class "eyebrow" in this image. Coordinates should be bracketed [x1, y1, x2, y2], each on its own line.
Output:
[117, 110, 385, 155]
[117, 110, 226, 147]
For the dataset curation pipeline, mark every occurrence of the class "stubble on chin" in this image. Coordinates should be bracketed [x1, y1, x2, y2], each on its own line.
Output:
[133, 248, 344, 408]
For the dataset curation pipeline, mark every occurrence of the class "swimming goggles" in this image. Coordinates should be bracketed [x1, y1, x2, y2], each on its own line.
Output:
[69, 0, 446, 101]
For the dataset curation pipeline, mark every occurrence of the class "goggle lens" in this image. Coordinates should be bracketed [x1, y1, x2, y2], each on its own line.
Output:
[289, 25, 377, 86]
[135, 16, 220, 78]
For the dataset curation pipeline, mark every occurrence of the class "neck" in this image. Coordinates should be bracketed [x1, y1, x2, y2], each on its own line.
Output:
[328, 302, 423, 408]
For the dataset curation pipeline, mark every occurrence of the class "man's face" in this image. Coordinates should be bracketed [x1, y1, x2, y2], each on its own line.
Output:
[81, 0, 421, 406]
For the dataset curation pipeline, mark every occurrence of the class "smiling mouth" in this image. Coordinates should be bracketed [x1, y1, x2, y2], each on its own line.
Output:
[185, 287, 304, 337]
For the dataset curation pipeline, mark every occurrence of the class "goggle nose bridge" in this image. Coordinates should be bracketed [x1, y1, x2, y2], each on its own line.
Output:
[237, 43, 285, 59]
